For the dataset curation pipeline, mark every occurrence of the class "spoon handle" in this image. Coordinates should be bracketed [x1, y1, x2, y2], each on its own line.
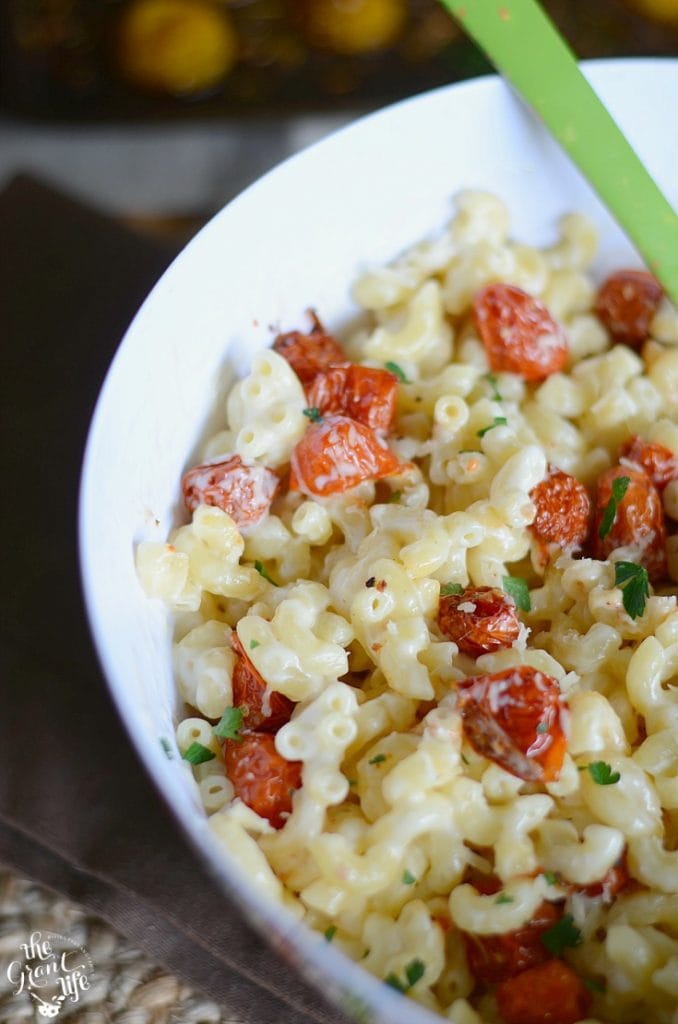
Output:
[439, 0, 678, 305]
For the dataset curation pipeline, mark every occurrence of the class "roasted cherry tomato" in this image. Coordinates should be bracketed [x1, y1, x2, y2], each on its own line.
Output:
[272, 311, 346, 387]
[473, 284, 568, 382]
[458, 666, 567, 783]
[462, 900, 560, 986]
[223, 733, 301, 829]
[305, 364, 398, 434]
[594, 269, 663, 347]
[529, 466, 591, 552]
[290, 413, 401, 497]
[619, 436, 678, 493]
[464, 867, 503, 896]
[437, 586, 520, 658]
[592, 465, 667, 582]
[496, 959, 592, 1024]
[573, 853, 629, 903]
[182, 455, 279, 532]
[231, 633, 295, 734]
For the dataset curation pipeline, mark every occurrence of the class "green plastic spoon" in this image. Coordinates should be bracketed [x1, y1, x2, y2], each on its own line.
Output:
[438, 0, 678, 305]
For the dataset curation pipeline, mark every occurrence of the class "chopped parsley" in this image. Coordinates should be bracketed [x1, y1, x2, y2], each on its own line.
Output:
[385, 959, 425, 993]
[440, 582, 464, 597]
[249, 639, 260, 650]
[254, 560, 279, 586]
[385, 361, 410, 383]
[402, 869, 416, 886]
[160, 737, 174, 760]
[182, 741, 216, 765]
[536, 721, 548, 734]
[483, 372, 503, 402]
[324, 925, 337, 942]
[502, 575, 531, 612]
[494, 892, 513, 904]
[477, 416, 508, 438]
[543, 871, 560, 886]
[583, 978, 606, 994]
[541, 914, 583, 956]
[598, 475, 630, 539]
[303, 407, 323, 422]
[369, 753, 387, 766]
[587, 760, 621, 786]
[214, 706, 244, 742]
[405, 959, 426, 988]
[614, 560, 650, 620]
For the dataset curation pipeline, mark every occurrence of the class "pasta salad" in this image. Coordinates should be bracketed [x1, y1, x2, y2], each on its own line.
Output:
[137, 191, 678, 1024]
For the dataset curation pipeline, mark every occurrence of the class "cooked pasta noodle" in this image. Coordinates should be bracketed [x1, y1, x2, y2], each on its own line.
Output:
[137, 192, 678, 1024]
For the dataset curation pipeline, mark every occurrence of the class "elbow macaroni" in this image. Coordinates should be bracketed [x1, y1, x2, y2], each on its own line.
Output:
[137, 192, 678, 1024]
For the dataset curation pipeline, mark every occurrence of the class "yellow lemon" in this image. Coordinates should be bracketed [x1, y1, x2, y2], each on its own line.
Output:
[302, 0, 407, 56]
[117, 0, 236, 95]
[625, 0, 678, 26]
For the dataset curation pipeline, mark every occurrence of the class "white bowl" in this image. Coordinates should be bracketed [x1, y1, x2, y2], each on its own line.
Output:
[80, 58, 678, 1024]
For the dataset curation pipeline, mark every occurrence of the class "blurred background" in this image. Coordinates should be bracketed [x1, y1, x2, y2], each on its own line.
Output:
[2, 0, 677, 241]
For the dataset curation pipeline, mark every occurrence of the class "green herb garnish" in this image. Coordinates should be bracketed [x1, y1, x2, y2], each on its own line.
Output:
[182, 741, 215, 765]
[494, 892, 514, 904]
[402, 870, 416, 886]
[385, 959, 425, 993]
[160, 737, 174, 760]
[405, 959, 425, 988]
[303, 407, 323, 422]
[440, 582, 464, 597]
[214, 706, 244, 742]
[369, 753, 387, 766]
[502, 575, 531, 612]
[583, 978, 606, 994]
[541, 914, 583, 956]
[249, 639, 260, 650]
[477, 416, 508, 438]
[388, 490, 402, 503]
[324, 925, 337, 942]
[614, 560, 650, 620]
[544, 871, 560, 886]
[536, 722, 548, 734]
[483, 372, 503, 401]
[254, 560, 279, 586]
[598, 475, 630, 539]
[587, 760, 621, 786]
[385, 361, 410, 383]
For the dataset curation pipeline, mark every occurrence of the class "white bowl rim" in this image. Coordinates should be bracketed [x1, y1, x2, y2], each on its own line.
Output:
[78, 56, 678, 1024]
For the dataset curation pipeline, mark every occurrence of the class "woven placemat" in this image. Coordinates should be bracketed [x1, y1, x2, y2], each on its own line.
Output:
[0, 870, 241, 1024]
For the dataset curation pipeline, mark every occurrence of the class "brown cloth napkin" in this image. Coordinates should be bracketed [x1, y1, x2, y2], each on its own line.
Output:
[0, 175, 350, 1024]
